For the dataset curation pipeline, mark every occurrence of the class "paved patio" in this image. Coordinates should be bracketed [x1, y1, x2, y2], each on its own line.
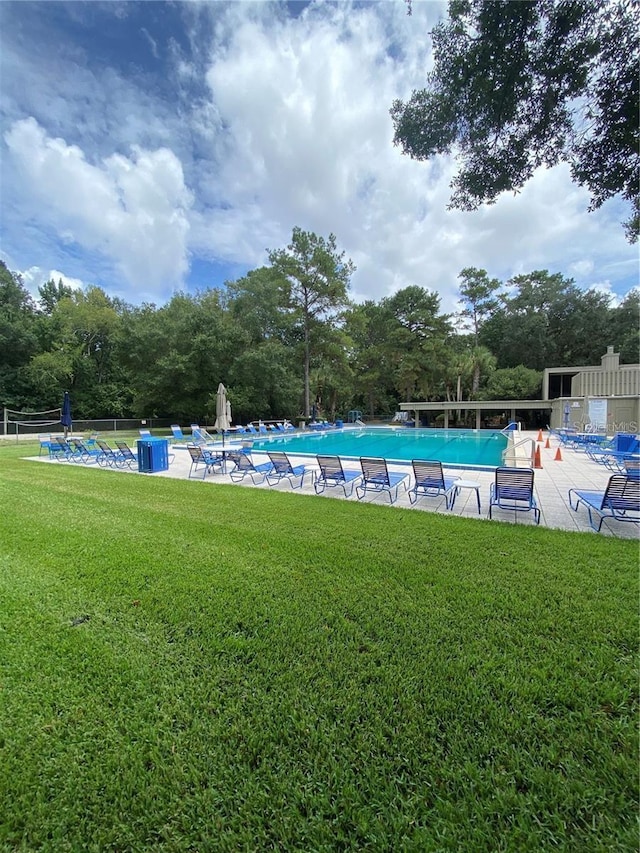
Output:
[29, 430, 639, 539]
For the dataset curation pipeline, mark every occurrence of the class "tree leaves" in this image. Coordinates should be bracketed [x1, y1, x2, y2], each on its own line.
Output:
[268, 227, 355, 417]
[391, 0, 639, 240]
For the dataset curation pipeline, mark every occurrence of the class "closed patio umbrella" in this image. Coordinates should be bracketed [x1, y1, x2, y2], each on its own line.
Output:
[60, 391, 72, 438]
[213, 383, 231, 443]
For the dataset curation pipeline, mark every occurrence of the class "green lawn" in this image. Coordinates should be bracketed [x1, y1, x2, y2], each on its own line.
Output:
[1, 443, 638, 852]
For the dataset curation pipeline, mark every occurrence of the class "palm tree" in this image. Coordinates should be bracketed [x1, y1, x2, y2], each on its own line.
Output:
[470, 345, 496, 398]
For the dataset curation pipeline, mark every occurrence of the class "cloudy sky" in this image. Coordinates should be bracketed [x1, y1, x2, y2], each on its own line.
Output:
[1, 0, 637, 314]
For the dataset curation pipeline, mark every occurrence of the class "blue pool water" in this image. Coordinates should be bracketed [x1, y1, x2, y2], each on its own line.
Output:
[250, 428, 507, 469]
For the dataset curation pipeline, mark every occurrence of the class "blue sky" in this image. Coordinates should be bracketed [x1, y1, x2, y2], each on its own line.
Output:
[1, 0, 638, 314]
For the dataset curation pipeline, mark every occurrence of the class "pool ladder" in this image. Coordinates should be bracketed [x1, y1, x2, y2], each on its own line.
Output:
[502, 435, 536, 467]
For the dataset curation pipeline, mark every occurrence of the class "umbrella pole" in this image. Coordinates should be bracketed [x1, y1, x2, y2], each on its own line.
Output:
[221, 429, 226, 473]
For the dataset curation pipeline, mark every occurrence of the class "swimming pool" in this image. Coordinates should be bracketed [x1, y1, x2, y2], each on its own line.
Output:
[250, 428, 508, 469]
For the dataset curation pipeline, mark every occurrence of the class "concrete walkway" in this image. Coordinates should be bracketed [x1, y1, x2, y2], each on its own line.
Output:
[27, 430, 639, 539]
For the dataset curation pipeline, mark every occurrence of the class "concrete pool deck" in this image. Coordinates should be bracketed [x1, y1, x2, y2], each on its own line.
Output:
[27, 430, 639, 539]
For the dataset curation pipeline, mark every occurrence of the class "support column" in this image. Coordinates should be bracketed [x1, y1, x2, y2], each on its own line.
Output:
[444, 410, 449, 429]
[475, 409, 481, 430]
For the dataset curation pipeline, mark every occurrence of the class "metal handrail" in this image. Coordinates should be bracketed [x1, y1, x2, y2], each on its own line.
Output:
[500, 422, 521, 435]
[502, 436, 535, 465]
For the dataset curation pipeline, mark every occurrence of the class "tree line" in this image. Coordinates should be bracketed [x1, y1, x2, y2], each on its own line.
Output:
[1, 227, 638, 426]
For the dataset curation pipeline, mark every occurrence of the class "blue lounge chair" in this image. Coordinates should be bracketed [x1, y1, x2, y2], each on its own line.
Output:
[186, 444, 225, 479]
[586, 433, 640, 472]
[596, 450, 640, 474]
[190, 424, 216, 445]
[115, 440, 138, 470]
[39, 434, 55, 456]
[549, 425, 580, 447]
[356, 457, 409, 505]
[45, 437, 63, 459]
[50, 436, 74, 461]
[86, 432, 99, 449]
[245, 424, 258, 434]
[227, 451, 273, 484]
[571, 433, 608, 453]
[409, 460, 459, 508]
[265, 451, 309, 489]
[610, 433, 639, 454]
[568, 474, 640, 532]
[586, 432, 639, 458]
[489, 467, 540, 524]
[53, 436, 93, 462]
[66, 439, 86, 462]
[171, 424, 187, 442]
[96, 439, 123, 468]
[68, 438, 101, 464]
[96, 439, 131, 468]
[314, 455, 361, 497]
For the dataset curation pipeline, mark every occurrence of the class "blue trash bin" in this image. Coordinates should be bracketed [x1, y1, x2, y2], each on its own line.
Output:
[137, 437, 169, 473]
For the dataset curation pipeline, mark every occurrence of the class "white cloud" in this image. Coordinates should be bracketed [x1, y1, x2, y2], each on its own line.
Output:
[188, 2, 636, 311]
[192, 2, 442, 296]
[140, 27, 159, 59]
[20, 266, 86, 299]
[1, 0, 637, 312]
[569, 259, 595, 277]
[586, 280, 621, 306]
[4, 117, 193, 295]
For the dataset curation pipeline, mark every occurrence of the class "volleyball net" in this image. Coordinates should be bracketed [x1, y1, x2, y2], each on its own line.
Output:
[2, 406, 63, 438]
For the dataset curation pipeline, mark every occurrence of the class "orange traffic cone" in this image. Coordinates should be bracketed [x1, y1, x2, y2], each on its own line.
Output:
[533, 446, 543, 469]
[554, 447, 563, 462]
[544, 437, 551, 449]
[536, 429, 543, 442]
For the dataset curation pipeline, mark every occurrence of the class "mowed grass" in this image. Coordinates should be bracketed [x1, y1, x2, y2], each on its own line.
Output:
[0, 443, 638, 852]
